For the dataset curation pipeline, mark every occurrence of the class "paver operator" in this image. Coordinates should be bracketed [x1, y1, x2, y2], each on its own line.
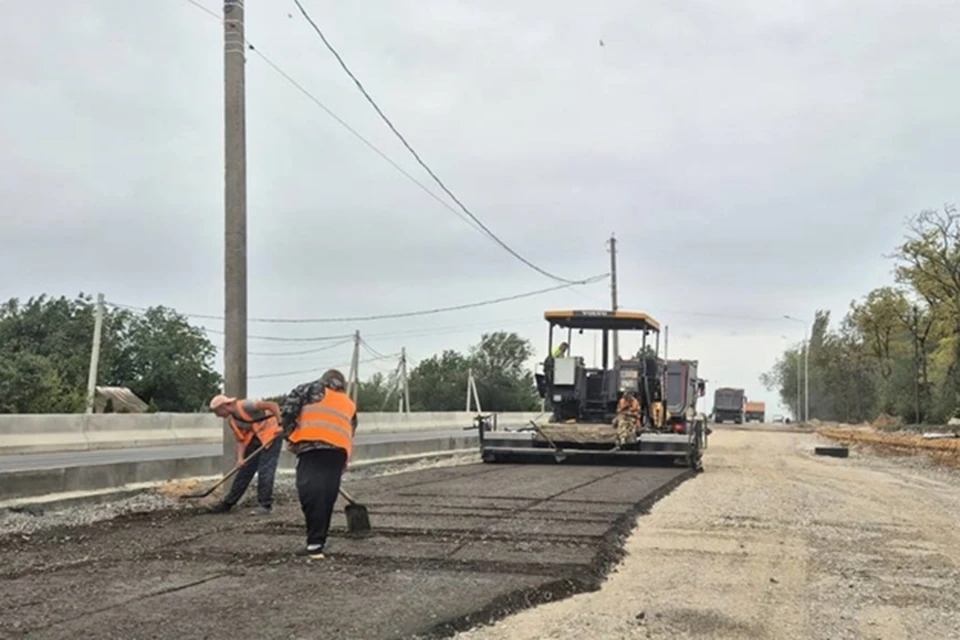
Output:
[279, 368, 358, 560]
[207, 395, 284, 515]
[613, 389, 641, 448]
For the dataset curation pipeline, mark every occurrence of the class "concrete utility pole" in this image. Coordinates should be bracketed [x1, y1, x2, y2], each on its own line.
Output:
[664, 325, 669, 359]
[347, 331, 360, 402]
[608, 234, 619, 359]
[400, 347, 410, 414]
[223, 0, 248, 469]
[84, 293, 105, 414]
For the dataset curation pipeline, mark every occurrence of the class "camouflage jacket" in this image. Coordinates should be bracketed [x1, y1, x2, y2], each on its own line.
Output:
[280, 380, 357, 456]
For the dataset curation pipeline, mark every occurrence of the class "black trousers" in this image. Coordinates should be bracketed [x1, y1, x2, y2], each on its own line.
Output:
[295, 447, 347, 549]
[222, 437, 282, 509]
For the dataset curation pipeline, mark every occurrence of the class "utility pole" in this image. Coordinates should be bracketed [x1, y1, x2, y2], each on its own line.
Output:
[608, 234, 618, 359]
[664, 325, 669, 359]
[400, 347, 410, 414]
[347, 330, 360, 403]
[223, 0, 248, 469]
[85, 293, 105, 414]
[785, 315, 810, 423]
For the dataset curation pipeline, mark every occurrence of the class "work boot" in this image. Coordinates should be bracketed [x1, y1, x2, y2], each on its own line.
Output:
[297, 545, 324, 560]
[205, 502, 232, 514]
[248, 505, 272, 516]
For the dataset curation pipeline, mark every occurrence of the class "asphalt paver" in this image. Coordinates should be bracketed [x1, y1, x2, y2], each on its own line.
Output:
[1, 462, 692, 639]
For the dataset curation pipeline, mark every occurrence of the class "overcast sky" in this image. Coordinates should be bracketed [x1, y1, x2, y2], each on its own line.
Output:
[2, 0, 958, 413]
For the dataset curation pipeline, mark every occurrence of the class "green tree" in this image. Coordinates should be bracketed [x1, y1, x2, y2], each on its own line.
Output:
[892, 204, 960, 417]
[468, 332, 540, 411]
[0, 295, 221, 413]
[111, 306, 222, 412]
[407, 349, 471, 411]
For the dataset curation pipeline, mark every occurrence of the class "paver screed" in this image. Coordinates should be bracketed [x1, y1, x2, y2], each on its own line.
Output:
[1, 462, 692, 639]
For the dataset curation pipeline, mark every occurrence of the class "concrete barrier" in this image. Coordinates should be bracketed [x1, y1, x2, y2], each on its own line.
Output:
[0, 433, 480, 503]
[0, 410, 545, 455]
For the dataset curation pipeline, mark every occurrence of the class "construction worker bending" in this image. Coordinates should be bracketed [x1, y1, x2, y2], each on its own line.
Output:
[280, 368, 357, 560]
[207, 395, 283, 515]
[613, 389, 641, 447]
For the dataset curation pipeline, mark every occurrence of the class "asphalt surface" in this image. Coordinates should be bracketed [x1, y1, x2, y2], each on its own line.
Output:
[0, 460, 692, 639]
[0, 429, 470, 472]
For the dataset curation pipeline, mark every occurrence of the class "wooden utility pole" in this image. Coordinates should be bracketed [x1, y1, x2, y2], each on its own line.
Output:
[84, 293, 105, 414]
[223, 0, 247, 469]
[608, 234, 619, 359]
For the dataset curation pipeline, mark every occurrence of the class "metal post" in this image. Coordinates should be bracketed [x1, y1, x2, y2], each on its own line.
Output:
[223, 0, 247, 469]
[608, 234, 618, 358]
[84, 293, 105, 414]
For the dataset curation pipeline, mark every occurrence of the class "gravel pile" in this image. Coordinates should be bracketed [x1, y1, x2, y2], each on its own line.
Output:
[455, 430, 960, 640]
[0, 451, 479, 538]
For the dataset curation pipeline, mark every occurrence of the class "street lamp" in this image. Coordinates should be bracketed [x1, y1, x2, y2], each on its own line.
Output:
[784, 315, 809, 423]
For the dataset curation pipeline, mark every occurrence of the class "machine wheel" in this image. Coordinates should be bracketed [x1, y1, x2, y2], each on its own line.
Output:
[481, 452, 499, 464]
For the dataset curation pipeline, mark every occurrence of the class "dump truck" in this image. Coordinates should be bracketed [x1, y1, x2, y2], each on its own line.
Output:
[478, 309, 707, 470]
[712, 387, 745, 423]
[744, 400, 766, 423]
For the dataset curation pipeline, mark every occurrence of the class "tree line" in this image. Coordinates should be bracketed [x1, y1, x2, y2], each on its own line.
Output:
[0, 294, 541, 413]
[761, 205, 960, 425]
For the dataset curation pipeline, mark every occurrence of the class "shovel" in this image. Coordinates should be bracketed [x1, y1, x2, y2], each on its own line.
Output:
[180, 442, 266, 500]
[529, 420, 567, 463]
[339, 488, 371, 534]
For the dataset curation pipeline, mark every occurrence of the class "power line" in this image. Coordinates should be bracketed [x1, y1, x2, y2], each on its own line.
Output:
[290, 0, 584, 285]
[182, 0, 483, 235]
[249, 354, 396, 380]
[103, 273, 607, 324]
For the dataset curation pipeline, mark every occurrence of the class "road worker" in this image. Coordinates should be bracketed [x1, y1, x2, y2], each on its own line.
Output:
[206, 395, 283, 515]
[551, 342, 569, 358]
[280, 368, 358, 560]
[613, 389, 641, 447]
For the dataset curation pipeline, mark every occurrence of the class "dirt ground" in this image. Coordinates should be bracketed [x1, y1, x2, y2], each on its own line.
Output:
[0, 458, 690, 639]
[455, 430, 960, 640]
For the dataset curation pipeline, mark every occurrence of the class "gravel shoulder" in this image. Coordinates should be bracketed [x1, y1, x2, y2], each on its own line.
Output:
[455, 430, 960, 640]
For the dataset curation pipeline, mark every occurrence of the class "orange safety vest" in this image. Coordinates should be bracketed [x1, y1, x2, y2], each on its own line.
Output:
[228, 402, 282, 448]
[289, 389, 357, 459]
[617, 397, 640, 414]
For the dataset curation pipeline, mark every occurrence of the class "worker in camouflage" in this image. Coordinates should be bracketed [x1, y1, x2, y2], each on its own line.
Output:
[613, 389, 641, 447]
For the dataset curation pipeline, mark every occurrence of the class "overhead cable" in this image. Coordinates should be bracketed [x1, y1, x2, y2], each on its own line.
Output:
[102, 273, 607, 324]
[290, 0, 586, 284]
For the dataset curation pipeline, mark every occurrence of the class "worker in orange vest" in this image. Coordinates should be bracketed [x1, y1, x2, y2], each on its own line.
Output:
[279, 368, 358, 560]
[613, 389, 641, 447]
[207, 395, 284, 515]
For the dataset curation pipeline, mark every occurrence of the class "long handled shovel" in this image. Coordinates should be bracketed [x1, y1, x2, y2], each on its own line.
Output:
[180, 442, 266, 500]
[529, 420, 567, 463]
[339, 488, 371, 534]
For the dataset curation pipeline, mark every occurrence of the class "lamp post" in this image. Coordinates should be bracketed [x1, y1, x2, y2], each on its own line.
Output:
[784, 315, 809, 423]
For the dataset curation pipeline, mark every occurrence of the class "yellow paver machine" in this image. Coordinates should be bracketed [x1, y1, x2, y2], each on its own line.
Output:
[479, 309, 709, 470]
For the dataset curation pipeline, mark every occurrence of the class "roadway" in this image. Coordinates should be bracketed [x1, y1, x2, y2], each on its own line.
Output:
[0, 429, 471, 473]
[0, 460, 692, 639]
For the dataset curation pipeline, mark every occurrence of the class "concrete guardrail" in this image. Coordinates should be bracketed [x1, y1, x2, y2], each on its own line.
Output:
[0, 411, 544, 455]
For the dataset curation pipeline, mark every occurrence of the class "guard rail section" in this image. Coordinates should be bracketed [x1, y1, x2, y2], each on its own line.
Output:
[0, 411, 543, 455]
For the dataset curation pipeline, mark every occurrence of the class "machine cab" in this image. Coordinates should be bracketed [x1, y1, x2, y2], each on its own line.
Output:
[537, 309, 664, 426]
